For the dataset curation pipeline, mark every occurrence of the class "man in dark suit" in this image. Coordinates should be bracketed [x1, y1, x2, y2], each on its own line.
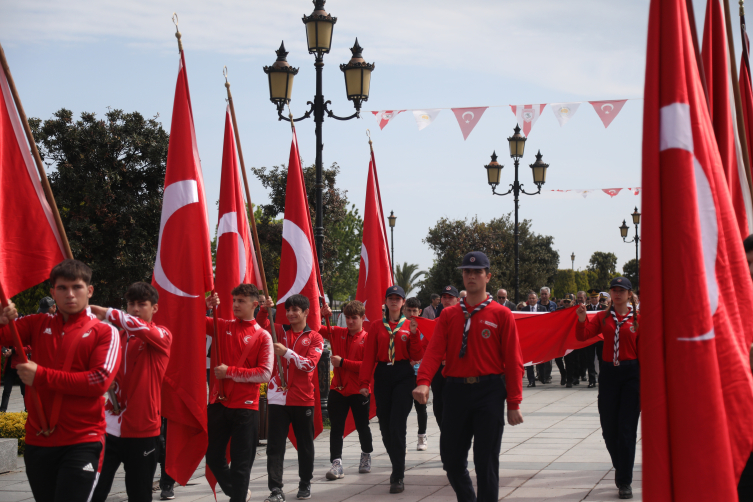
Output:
[496, 289, 517, 311]
[521, 291, 552, 386]
[584, 289, 605, 388]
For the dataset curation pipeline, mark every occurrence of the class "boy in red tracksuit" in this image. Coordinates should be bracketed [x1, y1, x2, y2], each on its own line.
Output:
[205, 284, 273, 502]
[320, 300, 373, 480]
[88, 282, 172, 502]
[256, 294, 324, 502]
[0, 259, 120, 502]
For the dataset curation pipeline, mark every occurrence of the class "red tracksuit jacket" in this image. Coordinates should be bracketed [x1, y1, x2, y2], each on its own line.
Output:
[319, 325, 367, 397]
[205, 317, 273, 410]
[256, 310, 323, 407]
[417, 299, 524, 410]
[104, 309, 171, 438]
[358, 318, 424, 389]
[0, 308, 120, 446]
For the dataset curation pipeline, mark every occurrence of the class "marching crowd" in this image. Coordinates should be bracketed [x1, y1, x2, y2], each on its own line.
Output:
[0, 252, 643, 502]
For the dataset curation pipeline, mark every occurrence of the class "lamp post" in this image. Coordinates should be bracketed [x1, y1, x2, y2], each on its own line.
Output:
[484, 124, 549, 303]
[263, 0, 375, 275]
[388, 210, 396, 280]
[571, 252, 575, 271]
[619, 206, 641, 285]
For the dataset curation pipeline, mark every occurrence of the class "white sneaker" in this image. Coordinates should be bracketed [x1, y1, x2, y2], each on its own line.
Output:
[417, 434, 428, 451]
[246, 488, 252, 501]
[325, 459, 344, 480]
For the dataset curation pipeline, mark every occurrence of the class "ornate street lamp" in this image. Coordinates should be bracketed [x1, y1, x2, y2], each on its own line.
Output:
[619, 206, 641, 287]
[571, 252, 575, 271]
[388, 210, 396, 280]
[263, 42, 299, 113]
[485, 125, 550, 303]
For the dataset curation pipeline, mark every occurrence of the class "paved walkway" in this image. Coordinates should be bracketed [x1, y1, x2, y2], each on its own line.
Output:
[0, 372, 642, 501]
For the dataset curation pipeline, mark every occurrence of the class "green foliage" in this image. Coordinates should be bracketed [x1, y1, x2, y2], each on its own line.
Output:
[395, 263, 427, 296]
[587, 251, 618, 290]
[622, 258, 640, 290]
[29, 109, 169, 307]
[0, 412, 27, 455]
[416, 214, 559, 305]
[11, 282, 50, 316]
[250, 162, 361, 302]
[553, 269, 576, 298]
[574, 270, 596, 293]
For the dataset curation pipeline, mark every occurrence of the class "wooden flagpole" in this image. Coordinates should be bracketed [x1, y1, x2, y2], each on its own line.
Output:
[223, 70, 287, 389]
[0, 42, 73, 260]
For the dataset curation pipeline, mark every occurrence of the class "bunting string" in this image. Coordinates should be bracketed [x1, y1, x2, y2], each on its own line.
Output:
[367, 98, 641, 139]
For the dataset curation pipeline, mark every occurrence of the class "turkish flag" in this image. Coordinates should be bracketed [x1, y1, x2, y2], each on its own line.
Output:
[450, 107, 488, 140]
[589, 99, 628, 128]
[152, 51, 214, 486]
[0, 60, 66, 297]
[702, 0, 753, 238]
[602, 188, 623, 197]
[277, 130, 324, 446]
[641, 0, 753, 500]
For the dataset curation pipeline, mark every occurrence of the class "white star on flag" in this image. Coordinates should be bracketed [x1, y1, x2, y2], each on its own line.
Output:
[550, 102, 582, 127]
[412, 109, 441, 131]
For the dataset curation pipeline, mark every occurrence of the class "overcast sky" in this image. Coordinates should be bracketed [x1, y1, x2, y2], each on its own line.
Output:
[0, 0, 736, 295]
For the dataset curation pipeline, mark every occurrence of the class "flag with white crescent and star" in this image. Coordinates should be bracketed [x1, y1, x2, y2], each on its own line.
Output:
[277, 129, 322, 331]
[589, 99, 628, 128]
[451, 107, 488, 140]
[640, 0, 753, 499]
[151, 49, 214, 486]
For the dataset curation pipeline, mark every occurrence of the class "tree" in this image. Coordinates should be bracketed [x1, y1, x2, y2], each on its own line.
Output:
[250, 161, 362, 302]
[587, 251, 618, 290]
[622, 258, 640, 291]
[574, 270, 596, 293]
[395, 263, 427, 297]
[416, 214, 559, 306]
[28, 108, 168, 307]
[553, 269, 577, 298]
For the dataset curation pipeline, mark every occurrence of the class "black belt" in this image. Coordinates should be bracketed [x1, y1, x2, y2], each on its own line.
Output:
[445, 374, 503, 384]
[377, 360, 410, 367]
[603, 359, 639, 367]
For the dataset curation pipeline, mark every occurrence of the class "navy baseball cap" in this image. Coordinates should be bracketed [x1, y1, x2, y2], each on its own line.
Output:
[440, 285, 459, 298]
[609, 277, 633, 290]
[385, 285, 406, 299]
[458, 251, 490, 270]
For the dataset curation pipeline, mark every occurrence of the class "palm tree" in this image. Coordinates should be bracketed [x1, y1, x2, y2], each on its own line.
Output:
[394, 262, 427, 296]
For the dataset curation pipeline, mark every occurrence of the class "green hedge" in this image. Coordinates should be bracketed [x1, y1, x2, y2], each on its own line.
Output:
[0, 412, 26, 455]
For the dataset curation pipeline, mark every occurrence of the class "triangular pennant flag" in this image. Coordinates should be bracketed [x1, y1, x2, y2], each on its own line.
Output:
[412, 109, 441, 131]
[372, 110, 403, 130]
[589, 100, 628, 128]
[451, 107, 488, 140]
[550, 102, 582, 126]
[510, 104, 546, 136]
[602, 188, 623, 197]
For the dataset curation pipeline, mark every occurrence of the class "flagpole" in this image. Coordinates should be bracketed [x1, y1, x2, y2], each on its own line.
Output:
[727, 0, 753, 199]
[0, 43, 73, 260]
[223, 72, 287, 389]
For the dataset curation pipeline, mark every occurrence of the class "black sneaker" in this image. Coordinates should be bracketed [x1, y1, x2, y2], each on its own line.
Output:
[572, 379, 580, 386]
[527, 382, 536, 387]
[160, 486, 175, 500]
[560, 377, 567, 386]
[296, 485, 311, 500]
[566, 382, 573, 388]
[265, 488, 286, 502]
[389, 479, 404, 493]
[588, 382, 596, 388]
[618, 484, 633, 499]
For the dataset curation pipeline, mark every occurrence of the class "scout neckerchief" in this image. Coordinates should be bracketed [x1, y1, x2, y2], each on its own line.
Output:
[383, 314, 407, 364]
[609, 305, 634, 366]
[458, 293, 494, 358]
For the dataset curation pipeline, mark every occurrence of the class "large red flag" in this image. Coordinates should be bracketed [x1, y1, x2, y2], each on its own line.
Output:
[356, 149, 393, 325]
[277, 130, 323, 445]
[152, 51, 214, 486]
[641, 1, 753, 500]
[702, 0, 753, 238]
[0, 61, 66, 297]
[215, 105, 260, 320]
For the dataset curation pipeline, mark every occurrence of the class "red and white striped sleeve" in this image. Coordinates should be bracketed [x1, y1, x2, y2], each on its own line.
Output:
[35, 322, 120, 397]
[226, 329, 274, 383]
[107, 308, 171, 356]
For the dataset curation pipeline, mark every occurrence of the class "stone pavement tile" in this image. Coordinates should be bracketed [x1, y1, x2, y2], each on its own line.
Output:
[544, 462, 614, 471]
[499, 453, 563, 463]
[501, 487, 591, 500]
[602, 470, 642, 480]
[535, 431, 593, 439]
[520, 469, 608, 489]
[584, 480, 643, 501]
[522, 438, 582, 445]
[0, 493, 34, 502]
[342, 483, 444, 501]
[0, 481, 29, 492]
[498, 462, 551, 471]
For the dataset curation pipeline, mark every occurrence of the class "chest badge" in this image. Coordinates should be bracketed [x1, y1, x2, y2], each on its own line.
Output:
[630, 326, 636, 333]
[301, 338, 311, 347]
[481, 329, 491, 339]
[401, 334, 408, 341]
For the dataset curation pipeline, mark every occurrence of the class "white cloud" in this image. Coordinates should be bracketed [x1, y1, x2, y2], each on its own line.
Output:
[1, 0, 649, 97]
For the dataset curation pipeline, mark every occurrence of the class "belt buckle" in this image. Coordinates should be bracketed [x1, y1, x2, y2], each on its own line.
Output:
[465, 377, 478, 384]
